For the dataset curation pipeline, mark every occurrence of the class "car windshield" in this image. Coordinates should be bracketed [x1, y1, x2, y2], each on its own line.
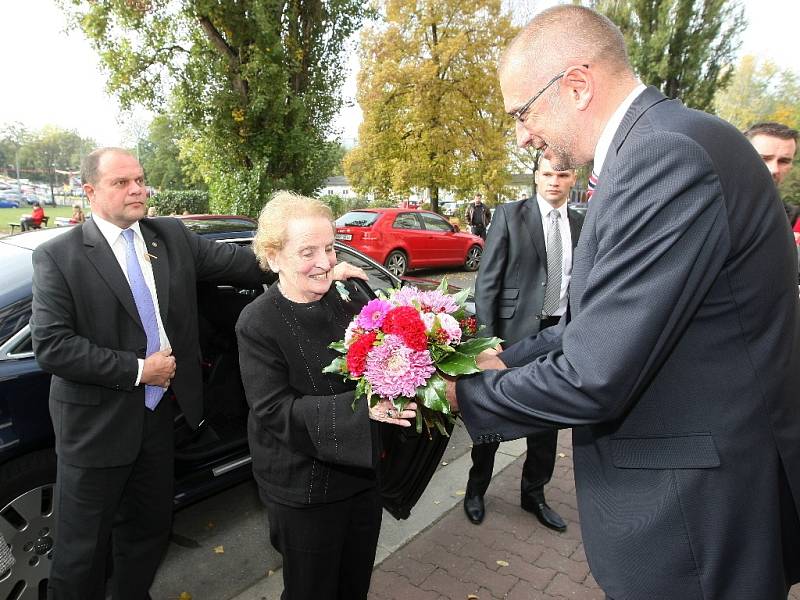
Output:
[335, 212, 379, 227]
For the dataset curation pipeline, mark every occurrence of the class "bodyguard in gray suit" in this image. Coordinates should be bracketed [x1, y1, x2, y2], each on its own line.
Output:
[447, 6, 800, 599]
[464, 157, 583, 530]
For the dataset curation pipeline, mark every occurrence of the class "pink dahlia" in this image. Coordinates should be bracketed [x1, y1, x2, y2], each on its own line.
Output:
[435, 313, 462, 344]
[356, 298, 392, 330]
[418, 290, 459, 314]
[363, 334, 435, 400]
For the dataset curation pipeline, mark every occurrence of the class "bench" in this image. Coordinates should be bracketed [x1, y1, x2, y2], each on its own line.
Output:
[8, 215, 49, 234]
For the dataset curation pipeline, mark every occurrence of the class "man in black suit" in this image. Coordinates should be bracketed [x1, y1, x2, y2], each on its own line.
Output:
[447, 6, 800, 599]
[30, 148, 268, 599]
[463, 157, 582, 530]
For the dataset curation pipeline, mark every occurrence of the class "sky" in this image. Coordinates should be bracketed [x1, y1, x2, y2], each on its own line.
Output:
[1, 0, 798, 148]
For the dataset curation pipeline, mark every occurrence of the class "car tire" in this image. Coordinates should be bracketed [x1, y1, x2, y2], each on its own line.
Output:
[464, 245, 482, 271]
[0, 449, 58, 599]
[384, 250, 408, 277]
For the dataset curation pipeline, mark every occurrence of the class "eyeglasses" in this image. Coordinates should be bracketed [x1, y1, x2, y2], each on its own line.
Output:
[508, 65, 589, 124]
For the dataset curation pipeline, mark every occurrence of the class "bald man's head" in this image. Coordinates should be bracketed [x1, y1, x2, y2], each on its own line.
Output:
[500, 5, 632, 84]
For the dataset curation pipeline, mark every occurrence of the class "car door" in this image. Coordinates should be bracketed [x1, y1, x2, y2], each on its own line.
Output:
[390, 211, 431, 265]
[418, 211, 460, 265]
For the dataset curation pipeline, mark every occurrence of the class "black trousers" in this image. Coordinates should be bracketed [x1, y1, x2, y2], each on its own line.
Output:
[48, 401, 174, 600]
[264, 487, 383, 600]
[470, 224, 487, 240]
[467, 429, 558, 501]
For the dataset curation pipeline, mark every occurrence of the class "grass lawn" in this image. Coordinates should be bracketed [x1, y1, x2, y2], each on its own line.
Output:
[0, 206, 84, 235]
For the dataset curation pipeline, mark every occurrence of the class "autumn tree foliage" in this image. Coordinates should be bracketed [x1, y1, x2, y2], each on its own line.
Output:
[345, 0, 518, 211]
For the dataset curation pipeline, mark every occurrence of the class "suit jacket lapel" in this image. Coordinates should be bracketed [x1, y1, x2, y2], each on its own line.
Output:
[140, 221, 170, 324]
[607, 86, 669, 169]
[522, 198, 547, 265]
[568, 210, 581, 250]
[82, 219, 141, 326]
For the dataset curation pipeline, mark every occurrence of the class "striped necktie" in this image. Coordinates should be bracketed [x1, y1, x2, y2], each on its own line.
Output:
[122, 228, 164, 410]
[586, 170, 599, 200]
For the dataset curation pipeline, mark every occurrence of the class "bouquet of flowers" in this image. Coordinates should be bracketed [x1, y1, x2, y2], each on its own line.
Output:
[323, 281, 502, 435]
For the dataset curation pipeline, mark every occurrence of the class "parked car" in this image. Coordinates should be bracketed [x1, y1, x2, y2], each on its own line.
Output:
[334, 208, 484, 277]
[0, 199, 20, 209]
[0, 218, 455, 598]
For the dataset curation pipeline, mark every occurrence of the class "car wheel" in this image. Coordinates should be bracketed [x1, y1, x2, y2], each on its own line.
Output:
[384, 251, 408, 277]
[464, 245, 482, 271]
[0, 449, 58, 600]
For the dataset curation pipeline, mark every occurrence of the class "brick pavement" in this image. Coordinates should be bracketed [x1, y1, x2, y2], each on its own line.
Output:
[369, 430, 800, 600]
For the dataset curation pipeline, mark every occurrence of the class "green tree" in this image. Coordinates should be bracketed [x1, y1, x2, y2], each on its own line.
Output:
[17, 126, 95, 186]
[345, 0, 518, 212]
[139, 114, 205, 191]
[61, 0, 368, 215]
[594, 0, 745, 111]
[713, 55, 800, 204]
[714, 55, 800, 131]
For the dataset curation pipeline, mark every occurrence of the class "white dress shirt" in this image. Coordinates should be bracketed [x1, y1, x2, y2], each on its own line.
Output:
[593, 83, 647, 176]
[92, 214, 171, 385]
[536, 194, 572, 316]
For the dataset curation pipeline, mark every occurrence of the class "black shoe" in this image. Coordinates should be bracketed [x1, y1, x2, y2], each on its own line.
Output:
[463, 493, 485, 525]
[521, 496, 566, 532]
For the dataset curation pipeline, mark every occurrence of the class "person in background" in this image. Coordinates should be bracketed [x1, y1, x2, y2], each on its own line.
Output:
[465, 193, 491, 239]
[743, 121, 798, 226]
[236, 191, 416, 600]
[463, 157, 582, 531]
[20, 200, 45, 231]
[147, 206, 158, 218]
[70, 202, 86, 224]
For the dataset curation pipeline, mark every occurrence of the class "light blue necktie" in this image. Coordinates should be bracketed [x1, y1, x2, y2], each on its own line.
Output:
[122, 228, 163, 410]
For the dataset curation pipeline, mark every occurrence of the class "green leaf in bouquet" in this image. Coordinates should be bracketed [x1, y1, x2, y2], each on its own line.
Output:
[416, 372, 450, 414]
[322, 356, 347, 375]
[436, 277, 449, 293]
[437, 351, 482, 376]
[328, 340, 347, 354]
[354, 377, 369, 402]
[456, 336, 504, 357]
[448, 286, 471, 307]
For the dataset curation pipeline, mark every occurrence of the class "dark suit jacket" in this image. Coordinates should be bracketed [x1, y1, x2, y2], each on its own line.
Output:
[457, 87, 800, 597]
[476, 198, 583, 345]
[30, 217, 264, 468]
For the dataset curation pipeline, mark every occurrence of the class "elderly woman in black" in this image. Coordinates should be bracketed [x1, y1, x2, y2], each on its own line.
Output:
[236, 191, 416, 600]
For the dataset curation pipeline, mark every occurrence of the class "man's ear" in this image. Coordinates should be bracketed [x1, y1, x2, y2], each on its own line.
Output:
[82, 183, 95, 202]
[563, 65, 592, 111]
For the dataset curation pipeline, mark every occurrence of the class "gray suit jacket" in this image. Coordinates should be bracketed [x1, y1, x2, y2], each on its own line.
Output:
[475, 198, 583, 345]
[31, 217, 265, 468]
[457, 87, 800, 597]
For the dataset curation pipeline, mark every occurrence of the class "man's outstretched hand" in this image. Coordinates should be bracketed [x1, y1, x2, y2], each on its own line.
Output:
[444, 349, 507, 413]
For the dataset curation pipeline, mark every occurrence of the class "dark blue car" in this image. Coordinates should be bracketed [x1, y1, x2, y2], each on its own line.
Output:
[0, 218, 451, 599]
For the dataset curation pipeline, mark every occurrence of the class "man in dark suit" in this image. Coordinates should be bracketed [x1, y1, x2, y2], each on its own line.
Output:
[463, 157, 582, 530]
[447, 6, 800, 599]
[30, 148, 266, 600]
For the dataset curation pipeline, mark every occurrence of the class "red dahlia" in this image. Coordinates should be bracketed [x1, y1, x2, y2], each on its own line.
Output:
[382, 306, 428, 351]
[346, 331, 377, 377]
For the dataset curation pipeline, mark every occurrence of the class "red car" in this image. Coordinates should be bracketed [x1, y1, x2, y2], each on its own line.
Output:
[335, 208, 484, 276]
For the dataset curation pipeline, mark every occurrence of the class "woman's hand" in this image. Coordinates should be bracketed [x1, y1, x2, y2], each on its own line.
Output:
[369, 399, 417, 427]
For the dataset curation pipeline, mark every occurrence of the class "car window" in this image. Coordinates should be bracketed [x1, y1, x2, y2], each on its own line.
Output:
[392, 213, 421, 230]
[335, 246, 397, 294]
[419, 212, 452, 232]
[336, 212, 379, 227]
[0, 298, 31, 347]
